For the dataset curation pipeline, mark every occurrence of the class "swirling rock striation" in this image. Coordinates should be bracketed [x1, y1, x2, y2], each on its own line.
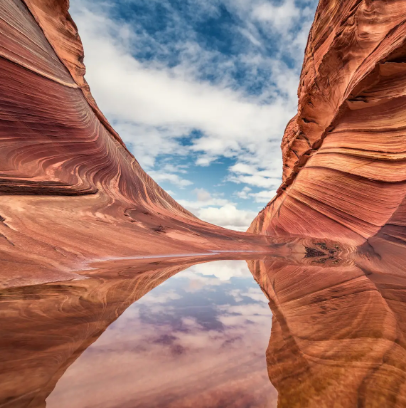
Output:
[249, 0, 406, 246]
[247, 241, 406, 407]
[0, 0, 270, 282]
[0, 0, 193, 203]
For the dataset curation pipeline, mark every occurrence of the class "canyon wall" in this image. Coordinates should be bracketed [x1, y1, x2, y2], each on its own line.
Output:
[249, 0, 406, 246]
[0, 0, 270, 283]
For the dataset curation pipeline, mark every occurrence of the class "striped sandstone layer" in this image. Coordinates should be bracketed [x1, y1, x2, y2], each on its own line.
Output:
[249, 0, 406, 246]
[0, 0, 270, 283]
[247, 240, 406, 407]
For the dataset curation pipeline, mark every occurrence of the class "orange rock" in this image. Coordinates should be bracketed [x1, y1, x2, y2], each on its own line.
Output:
[249, 0, 406, 246]
[0, 0, 271, 281]
[247, 239, 406, 407]
[0, 260, 193, 407]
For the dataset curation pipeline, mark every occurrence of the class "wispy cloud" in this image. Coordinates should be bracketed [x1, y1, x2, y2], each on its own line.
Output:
[177, 189, 257, 230]
[148, 171, 193, 188]
[198, 205, 258, 231]
[70, 0, 315, 165]
[235, 187, 276, 203]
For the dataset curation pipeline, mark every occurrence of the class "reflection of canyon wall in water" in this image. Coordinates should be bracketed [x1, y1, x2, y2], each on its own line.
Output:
[0, 261, 193, 408]
[0, 0, 270, 285]
[247, 241, 406, 407]
[249, 0, 406, 246]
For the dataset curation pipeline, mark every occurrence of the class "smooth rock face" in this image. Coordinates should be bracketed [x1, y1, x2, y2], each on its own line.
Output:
[0, 260, 193, 408]
[247, 240, 406, 407]
[249, 0, 406, 246]
[0, 0, 270, 283]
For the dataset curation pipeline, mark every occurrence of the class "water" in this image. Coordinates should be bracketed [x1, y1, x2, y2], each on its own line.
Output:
[46, 261, 277, 408]
[3, 241, 406, 407]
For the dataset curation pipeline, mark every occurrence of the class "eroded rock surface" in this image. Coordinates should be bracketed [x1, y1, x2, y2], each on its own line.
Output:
[249, 0, 406, 246]
[0, 0, 270, 283]
[247, 240, 406, 407]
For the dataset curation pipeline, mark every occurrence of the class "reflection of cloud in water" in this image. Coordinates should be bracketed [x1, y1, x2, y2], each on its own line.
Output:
[137, 289, 182, 304]
[178, 260, 252, 281]
[229, 287, 269, 303]
[218, 303, 271, 327]
[47, 260, 277, 408]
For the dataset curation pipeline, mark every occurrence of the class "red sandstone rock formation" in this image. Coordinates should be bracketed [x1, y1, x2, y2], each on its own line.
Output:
[247, 241, 406, 407]
[0, 0, 270, 283]
[249, 0, 406, 246]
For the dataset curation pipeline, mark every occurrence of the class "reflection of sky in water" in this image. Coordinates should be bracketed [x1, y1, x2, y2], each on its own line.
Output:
[138, 261, 268, 334]
[47, 260, 278, 408]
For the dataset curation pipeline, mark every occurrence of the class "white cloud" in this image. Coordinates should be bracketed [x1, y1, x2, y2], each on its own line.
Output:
[226, 0, 317, 64]
[235, 187, 276, 203]
[228, 171, 281, 189]
[162, 164, 189, 174]
[250, 189, 277, 203]
[230, 163, 257, 175]
[194, 188, 212, 202]
[239, 27, 262, 47]
[227, 160, 282, 189]
[177, 189, 257, 230]
[177, 188, 231, 211]
[68, 0, 317, 228]
[111, 119, 189, 170]
[178, 189, 257, 231]
[148, 171, 193, 188]
[236, 186, 251, 199]
[70, 1, 298, 176]
[198, 204, 257, 231]
[183, 260, 252, 281]
[252, 0, 300, 33]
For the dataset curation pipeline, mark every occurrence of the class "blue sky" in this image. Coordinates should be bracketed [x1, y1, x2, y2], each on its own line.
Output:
[70, 0, 318, 230]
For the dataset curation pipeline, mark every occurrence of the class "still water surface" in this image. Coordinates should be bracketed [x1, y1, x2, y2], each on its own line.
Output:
[3, 243, 406, 408]
[46, 261, 277, 408]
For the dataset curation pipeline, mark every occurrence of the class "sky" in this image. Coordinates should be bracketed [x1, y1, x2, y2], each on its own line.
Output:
[69, 0, 318, 231]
